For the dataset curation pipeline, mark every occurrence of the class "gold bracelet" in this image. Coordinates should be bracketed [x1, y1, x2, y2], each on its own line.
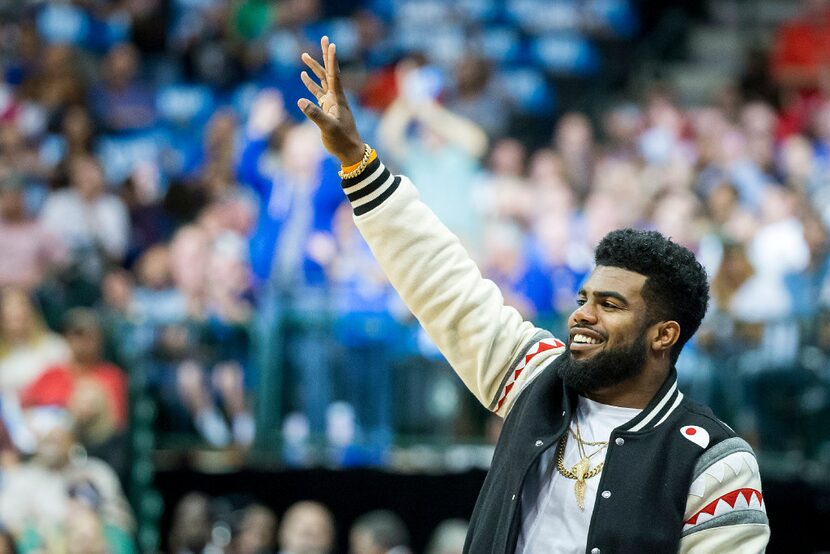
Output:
[338, 143, 374, 179]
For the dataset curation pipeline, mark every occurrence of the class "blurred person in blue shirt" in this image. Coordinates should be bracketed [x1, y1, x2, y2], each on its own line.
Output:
[238, 90, 344, 441]
[89, 43, 156, 134]
[481, 219, 553, 321]
[238, 91, 343, 289]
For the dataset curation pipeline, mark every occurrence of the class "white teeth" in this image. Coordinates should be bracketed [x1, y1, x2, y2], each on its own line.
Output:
[573, 334, 600, 345]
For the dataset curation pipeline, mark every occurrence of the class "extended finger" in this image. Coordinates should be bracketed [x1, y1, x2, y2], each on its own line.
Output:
[300, 71, 325, 100]
[327, 42, 347, 99]
[322, 37, 338, 94]
[301, 53, 327, 89]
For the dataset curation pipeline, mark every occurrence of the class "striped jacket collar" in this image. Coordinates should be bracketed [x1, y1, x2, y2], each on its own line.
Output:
[612, 368, 684, 434]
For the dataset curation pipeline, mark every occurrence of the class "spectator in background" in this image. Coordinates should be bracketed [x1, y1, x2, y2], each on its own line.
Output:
[771, 0, 830, 96]
[132, 243, 188, 325]
[424, 519, 468, 554]
[552, 112, 594, 198]
[445, 55, 512, 139]
[378, 59, 488, 253]
[480, 219, 553, 320]
[40, 105, 98, 182]
[0, 530, 15, 554]
[240, 91, 343, 440]
[238, 94, 342, 288]
[40, 155, 130, 279]
[473, 138, 533, 228]
[328, 203, 401, 460]
[18, 479, 136, 554]
[169, 224, 211, 319]
[18, 44, 86, 118]
[349, 510, 411, 554]
[0, 287, 69, 398]
[770, 0, 830, 137]
[21, 308, 128, 469]
[0, 124, 51, 190]
[601, 104, 644, 161]
[175, 359, 255, 448]
[0, 172, 67, 290]
[194, 109, 240, 195]
[278, 501, 335, 554]
[168, 492, 214, 554]
[232, 503, 279, 554]
[90, 43, 156, 133]
[0, 409, 134, 539]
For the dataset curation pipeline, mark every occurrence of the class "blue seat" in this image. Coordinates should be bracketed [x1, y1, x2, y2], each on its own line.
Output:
[586, 0, 638, 37]
[497, 68, 556, 114]
[156, 84, 215, 127]
[36, 3, 90, 45]
[530, 34, 599, 76]
[506, 0, 580, 33]
[96, 131, 165, 187]
[476, 27, 521, 64]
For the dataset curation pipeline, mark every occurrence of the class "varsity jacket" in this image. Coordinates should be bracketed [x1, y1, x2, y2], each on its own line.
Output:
[340, 158, 770, 553]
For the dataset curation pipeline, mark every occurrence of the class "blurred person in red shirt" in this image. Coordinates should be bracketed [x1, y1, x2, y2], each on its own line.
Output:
[21, 308, 128, 463]
[771, 0, 830, 135]
[771, 0, 830, 94]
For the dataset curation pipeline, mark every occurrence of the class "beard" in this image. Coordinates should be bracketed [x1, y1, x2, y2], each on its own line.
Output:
[557, 325, 649, 395]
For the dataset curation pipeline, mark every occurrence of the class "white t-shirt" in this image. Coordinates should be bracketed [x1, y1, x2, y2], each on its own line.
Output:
[517, 396, 642, 554]
[0, 333, 70, 394]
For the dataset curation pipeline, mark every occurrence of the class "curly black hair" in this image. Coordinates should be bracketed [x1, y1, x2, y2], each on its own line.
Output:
[594, 229, 709, 363]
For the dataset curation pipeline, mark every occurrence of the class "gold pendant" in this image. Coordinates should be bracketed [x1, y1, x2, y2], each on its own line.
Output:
[574, 479, 586, 510]
[575, 457, 589, 478]
[573, 457, 589, 511]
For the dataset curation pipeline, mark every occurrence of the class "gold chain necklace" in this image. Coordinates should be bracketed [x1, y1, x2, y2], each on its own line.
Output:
[556, 421, 609, 511]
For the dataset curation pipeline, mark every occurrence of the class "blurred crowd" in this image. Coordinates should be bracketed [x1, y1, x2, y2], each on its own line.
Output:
[165, 494, 467, 554]
[0, 0, 829, 550]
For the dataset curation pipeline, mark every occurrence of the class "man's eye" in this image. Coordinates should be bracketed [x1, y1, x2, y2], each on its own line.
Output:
[576, 298, 586, 306]
[603, 302, 618, 309]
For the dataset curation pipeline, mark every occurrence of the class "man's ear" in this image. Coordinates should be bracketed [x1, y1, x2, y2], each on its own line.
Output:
[652, 321, 680, 355]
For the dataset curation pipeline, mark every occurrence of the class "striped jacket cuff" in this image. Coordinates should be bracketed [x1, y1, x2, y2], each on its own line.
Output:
[341, 158, 401, 216]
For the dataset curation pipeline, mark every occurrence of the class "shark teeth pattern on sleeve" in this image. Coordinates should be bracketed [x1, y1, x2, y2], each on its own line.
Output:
[683, 488, 765, 532]
[494, 337, 565, 415]
[687, 451, 758, 498]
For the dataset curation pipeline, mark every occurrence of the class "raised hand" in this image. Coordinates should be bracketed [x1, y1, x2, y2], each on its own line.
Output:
[298, 36, 366, 166]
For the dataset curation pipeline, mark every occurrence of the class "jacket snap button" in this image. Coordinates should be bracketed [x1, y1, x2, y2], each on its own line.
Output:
[535, 440, 543, 447]
[591, 549, 601, 554]
[601, 490, 611, 499]
[615, 437, 624, 446]
[561, 410, 566, 416]
[511, 494, 516, 501]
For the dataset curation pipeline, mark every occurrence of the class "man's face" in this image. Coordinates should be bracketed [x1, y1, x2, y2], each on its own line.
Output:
[66, 326, 102, 365]
[280, 503, 334, 554]
[558, 266, 653, 394]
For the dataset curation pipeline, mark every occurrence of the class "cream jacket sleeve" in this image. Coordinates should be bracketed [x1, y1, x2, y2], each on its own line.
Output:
[342, 158, 566, 416]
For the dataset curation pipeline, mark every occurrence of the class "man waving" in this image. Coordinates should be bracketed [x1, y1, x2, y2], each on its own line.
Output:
[297, 37, 770, 554]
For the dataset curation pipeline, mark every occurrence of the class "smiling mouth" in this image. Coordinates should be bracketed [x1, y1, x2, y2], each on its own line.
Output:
[569, 331, 606, 352]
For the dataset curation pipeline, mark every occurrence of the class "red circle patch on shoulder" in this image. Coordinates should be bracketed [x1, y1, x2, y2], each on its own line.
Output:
[680, 425, 709, 448]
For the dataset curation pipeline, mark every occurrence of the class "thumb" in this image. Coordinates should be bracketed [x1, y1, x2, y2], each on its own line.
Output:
[298, 98, 331, 128]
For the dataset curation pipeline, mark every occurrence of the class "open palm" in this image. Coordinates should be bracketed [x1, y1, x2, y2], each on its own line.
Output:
[298, 36, 365, 166]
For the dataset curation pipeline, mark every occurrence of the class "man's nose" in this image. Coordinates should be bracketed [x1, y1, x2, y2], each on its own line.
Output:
[571, 303, 598, 325]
